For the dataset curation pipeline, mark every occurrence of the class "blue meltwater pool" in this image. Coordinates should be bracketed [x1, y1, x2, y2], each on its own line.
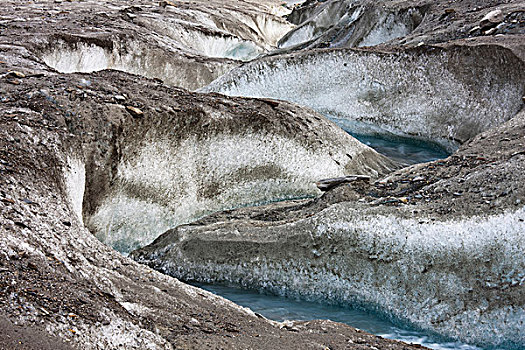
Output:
[326, 115, 452, 165]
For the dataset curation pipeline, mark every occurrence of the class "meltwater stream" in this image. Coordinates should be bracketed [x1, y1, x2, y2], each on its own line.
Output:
[187, 135, 461, 349]
[194, 283, 482, 350]
[350, 132, 450, 165]
[327, 115, 452, 165]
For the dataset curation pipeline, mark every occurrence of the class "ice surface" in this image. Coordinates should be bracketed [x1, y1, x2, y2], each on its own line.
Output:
[279, 5, 363, 49]
[178, 32, 263, 61]
[139, 17, 265, 61]
[224, 15, 292, 48]
[279, 23, 316, 48]
[43, 42, 110, 74]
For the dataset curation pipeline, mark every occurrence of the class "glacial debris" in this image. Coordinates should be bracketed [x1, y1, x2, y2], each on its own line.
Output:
[316, 175, 370, 191]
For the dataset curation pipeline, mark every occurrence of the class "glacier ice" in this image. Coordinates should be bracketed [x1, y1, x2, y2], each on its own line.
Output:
[135, 204, 525, 349]
[42, 39, 236, 90]
[39, 4, 294, 90]
[203, 45, 525, 150]
[85, 104, 394, 253]
[280, 1, 424, 50]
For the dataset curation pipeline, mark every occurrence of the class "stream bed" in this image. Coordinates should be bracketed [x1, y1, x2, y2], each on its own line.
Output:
[194, 282, 483, 350]
[189, 132, 463, 349]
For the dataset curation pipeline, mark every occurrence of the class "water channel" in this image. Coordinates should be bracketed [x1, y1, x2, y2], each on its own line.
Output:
[189, 131, 468, 349]
[194, 282, 483, 350]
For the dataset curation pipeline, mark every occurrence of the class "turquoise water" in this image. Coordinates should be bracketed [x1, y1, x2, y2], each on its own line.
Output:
[325, 115, 452, 164]
[194, 282, 482, 350]
[351, 133, 451, 165]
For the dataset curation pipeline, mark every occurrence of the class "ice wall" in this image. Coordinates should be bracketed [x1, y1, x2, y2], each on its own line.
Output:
[203, 46, 525, 150]
[134, 204, 525, 349]
[85, 101, 394, 254]
[89, 134, 352, 253]
[42, 39, 236, 91]
[179, 34, 262, 61]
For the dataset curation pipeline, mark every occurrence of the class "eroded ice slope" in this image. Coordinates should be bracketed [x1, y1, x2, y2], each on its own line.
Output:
[203, 45, 525, 150]
[39, 0, 294, 90]
[279, 1, 424, 50]
[85, 97, 394, 254]
[135, 205, 525, 349]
